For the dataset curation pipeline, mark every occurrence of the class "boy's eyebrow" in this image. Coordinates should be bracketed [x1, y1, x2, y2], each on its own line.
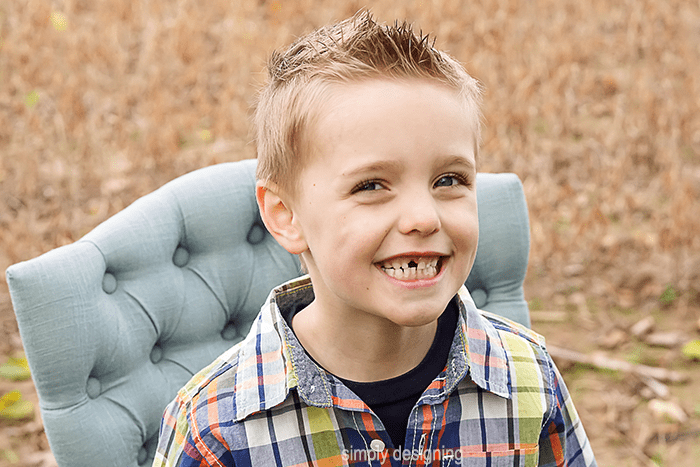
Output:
[342, 160, 404, 178]
[343, 155, 476, 178]
[435, 155, 476, 173]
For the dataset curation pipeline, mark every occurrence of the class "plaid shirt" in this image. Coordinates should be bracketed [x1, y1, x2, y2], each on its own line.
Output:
[153, 276, 596, 467]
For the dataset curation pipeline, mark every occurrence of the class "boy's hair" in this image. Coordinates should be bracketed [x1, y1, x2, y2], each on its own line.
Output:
[254, 10, 483, 196]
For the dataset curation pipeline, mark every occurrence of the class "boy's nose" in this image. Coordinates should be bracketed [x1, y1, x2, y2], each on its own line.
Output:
[397, 192, 441, 236]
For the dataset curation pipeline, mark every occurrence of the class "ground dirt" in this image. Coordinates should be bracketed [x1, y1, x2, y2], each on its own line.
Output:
[1, 1, 699, 466]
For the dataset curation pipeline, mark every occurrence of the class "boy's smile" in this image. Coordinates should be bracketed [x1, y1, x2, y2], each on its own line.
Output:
[288, 78, 479, 330]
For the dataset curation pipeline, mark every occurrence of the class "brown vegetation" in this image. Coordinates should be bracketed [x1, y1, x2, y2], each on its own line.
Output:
[1, 0, 699, 465]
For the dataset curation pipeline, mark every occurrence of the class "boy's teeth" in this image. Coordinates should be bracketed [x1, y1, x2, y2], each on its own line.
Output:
[379, 256, 441, 280]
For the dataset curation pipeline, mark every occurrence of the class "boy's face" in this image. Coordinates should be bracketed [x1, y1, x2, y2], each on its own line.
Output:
[285, 78, 478, 327]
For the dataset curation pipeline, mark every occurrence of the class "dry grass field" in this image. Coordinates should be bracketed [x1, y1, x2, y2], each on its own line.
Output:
[1, 0, 699, 465]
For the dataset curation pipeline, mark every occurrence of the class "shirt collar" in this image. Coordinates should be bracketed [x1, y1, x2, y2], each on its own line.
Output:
[230, 276, 511, 421]
[452, 287, 511, 398]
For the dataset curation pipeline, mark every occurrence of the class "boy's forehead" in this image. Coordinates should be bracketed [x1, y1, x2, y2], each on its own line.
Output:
[318, 77, 465, 109]
[307, 79, 468, 133]
[309, 79, 475, 143]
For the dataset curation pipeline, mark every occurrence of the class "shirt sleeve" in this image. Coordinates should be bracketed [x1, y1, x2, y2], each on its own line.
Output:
[152, 397, 213, 467]
[538, 358, 597, 467]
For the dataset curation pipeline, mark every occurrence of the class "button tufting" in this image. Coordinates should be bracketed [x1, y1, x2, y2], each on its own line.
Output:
[102, 273, 117, 294]
[471, 288, 487, 308]
[370, 439, 385, 452]
[137, 446, 148, 465]
[172, 246, 190, 267]
[246, 222, 266, 245]
[221, 322, 239, 341]
[86, 377, 101, 399]
[150, 345, 163, 364]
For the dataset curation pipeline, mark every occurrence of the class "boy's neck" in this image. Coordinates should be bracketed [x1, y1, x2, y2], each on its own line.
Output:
[291, 299, 439, 382]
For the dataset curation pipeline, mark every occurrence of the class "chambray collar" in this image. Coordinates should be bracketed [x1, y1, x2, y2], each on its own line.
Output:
[230, 276, 511, 422]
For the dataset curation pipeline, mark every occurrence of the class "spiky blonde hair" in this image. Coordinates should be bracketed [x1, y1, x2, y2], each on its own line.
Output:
[253, 10, 483, 195]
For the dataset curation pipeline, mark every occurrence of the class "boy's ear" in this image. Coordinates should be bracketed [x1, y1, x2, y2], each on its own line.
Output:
[256, 181, 308, 255]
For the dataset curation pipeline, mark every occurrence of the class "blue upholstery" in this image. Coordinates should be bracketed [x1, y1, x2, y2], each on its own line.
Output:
[5, 159, 530, 467]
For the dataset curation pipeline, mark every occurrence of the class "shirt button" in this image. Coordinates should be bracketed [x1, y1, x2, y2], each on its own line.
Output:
[370, 439, 385, 452]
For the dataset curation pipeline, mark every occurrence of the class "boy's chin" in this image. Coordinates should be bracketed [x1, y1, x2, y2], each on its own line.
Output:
[378, 307, 446, 328]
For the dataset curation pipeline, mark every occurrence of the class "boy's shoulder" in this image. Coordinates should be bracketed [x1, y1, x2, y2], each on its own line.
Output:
[452, 287, 556, 402]
[478, 306, 553, 377]
[481, 309, 554, 385]
[479, 308, 547, 349]
[172, 340, 245, 410]
[457, 287, 548, 352]
[169, 294, 294, 427]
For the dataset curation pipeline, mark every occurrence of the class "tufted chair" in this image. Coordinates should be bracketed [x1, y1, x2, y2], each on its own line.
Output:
[6, 159, 530, 467]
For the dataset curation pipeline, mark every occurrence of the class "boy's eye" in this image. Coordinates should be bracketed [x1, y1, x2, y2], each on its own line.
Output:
[434, 174, 465, 188]
[353, 180, 384, 192]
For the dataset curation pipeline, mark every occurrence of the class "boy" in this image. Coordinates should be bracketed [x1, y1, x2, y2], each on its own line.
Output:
[153, 11, 596, 467]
